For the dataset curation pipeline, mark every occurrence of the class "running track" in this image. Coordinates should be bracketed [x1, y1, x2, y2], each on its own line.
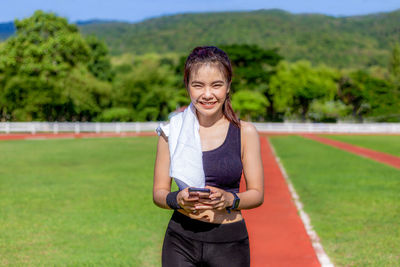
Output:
[302, 134, 400, 170]
[0, 132, 155, 140]
[241, 137, 321, 267]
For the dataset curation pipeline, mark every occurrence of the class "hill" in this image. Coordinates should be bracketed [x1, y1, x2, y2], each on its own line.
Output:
[0, 22, 14, 39]
[78, 9, 400, 68]
[2, 9, 400, 68]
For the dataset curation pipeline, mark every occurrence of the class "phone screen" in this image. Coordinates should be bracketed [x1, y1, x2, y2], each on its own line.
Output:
[188, 187, 211, 193]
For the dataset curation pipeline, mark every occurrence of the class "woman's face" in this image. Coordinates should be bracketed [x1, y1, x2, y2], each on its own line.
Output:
[188, 63, 230, 119]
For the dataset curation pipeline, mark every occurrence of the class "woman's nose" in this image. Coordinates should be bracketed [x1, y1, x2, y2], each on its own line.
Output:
[202, 87, 213, 98]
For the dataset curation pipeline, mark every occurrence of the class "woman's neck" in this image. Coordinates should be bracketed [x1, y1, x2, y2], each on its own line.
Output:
[196, 110, 226, 128]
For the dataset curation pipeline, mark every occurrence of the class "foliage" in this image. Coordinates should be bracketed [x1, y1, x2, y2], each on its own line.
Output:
[221, 44, 282, 91]
[95, 107, 134, 122]
[76, 9, 400, 68]
[389, 43, 400, 86]
[338, 70, 400, 122]
[0, 11, 112, 121]
[363, 74, 400, 122]
[231, 90, 269, 121]
[337, 71, 370, 122]
[59, 65, 112, 121]
[270, 60, 338, 121]
[221, 44, 283, 120]
[308, 100, 350, 122]
[85, 35, 115, 82]
[110, 56, 187, 121]
[1, 11, 399, 122]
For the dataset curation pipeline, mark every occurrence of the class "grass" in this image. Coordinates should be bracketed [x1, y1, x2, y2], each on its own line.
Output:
[322, 135, 400, 157]
[0, 137, 171, 266]
[3, 135, 400, 266]
[269, 135, 400, 267]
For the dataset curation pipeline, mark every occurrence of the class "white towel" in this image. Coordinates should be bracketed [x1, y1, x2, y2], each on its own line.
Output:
[156, 103, 205, 190]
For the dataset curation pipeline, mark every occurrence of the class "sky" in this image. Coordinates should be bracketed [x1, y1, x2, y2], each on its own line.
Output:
[1, 0, 400, 23]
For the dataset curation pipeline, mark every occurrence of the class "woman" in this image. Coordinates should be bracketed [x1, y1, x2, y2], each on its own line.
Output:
[153, 46, 264, 267]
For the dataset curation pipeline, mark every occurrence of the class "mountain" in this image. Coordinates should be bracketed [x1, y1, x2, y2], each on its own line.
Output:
[2, 9, 400, 68]
[78, 9, 400, 68]
[0, 22, 14, 40]
[0, 19, 120, 39]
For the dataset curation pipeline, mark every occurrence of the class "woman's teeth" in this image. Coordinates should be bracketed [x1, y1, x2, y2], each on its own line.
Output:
[201, 101, 216, 105]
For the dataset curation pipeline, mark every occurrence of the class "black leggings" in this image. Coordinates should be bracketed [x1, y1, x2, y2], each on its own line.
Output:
[162, 211, 250, 267]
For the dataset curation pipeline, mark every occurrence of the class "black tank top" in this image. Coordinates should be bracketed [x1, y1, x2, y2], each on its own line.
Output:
[202, 122, 243, 193]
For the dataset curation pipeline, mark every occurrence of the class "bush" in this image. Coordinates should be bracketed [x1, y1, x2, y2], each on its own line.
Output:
[308, 100, 350, 122]
[95, 107, 134, 122]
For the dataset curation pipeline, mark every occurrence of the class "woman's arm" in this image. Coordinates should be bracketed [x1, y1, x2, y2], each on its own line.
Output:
[236, 121, 264, 209]
[153, 136, 173, 209]
[153, 136, 200, 212]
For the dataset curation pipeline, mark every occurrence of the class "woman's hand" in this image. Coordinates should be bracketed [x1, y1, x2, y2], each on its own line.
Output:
[177, 188, 200, 213]
[194, 186, 234, 211]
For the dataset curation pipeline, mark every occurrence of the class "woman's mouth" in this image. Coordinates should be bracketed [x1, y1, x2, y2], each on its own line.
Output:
[199, 101, 217, 109]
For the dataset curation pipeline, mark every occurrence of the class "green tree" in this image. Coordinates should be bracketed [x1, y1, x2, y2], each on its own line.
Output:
[0, 11, 112, 121]
[231, 90, 269, 121]
[389, 44, 400, 77]
[109, 56, 185, 121]
[270, 60, 338, 121]
[338, 70, 371, 122]
[86, 35, 115, 82]
[308, 100, 349, 122]
[389, 43, 400, 87]
[221, 44, 283, 120]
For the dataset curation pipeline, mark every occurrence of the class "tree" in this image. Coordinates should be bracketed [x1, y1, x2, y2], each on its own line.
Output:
[231, 90, 269, 121]
[86, 35, 115, 82]
[109, 56, 185, 121]
[0, 11, 112, 121]
[337, 70, 371, 122]
[221, 44, 283, 120]
[269, 60, 338, 121]
[389, 43, 400, 79]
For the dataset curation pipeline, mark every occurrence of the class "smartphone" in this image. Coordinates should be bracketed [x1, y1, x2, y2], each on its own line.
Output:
[188, 187, 211, 193]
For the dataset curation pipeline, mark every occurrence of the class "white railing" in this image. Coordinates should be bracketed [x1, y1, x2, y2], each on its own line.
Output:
[1, 122, 400, 134]
[0, 122, 159, 134]
[253, 122, 400, 134]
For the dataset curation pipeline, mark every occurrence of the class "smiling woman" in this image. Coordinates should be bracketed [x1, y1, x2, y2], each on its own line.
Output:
[183, 47, 241, 129]
[188, 64, 229, 123]
[153, 46, 264, 267]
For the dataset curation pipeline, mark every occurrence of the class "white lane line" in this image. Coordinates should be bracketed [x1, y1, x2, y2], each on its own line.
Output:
[267, 138, 335, 267]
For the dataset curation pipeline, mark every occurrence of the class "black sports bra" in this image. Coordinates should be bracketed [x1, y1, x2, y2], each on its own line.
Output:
[202, 122, 242, 193]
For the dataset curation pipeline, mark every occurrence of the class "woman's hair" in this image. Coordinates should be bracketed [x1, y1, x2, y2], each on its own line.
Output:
[184, 46, 240, 128]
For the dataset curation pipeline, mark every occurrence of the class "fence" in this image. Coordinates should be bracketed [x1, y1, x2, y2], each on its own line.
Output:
[0, 122, 159, 134]
[1, 122, 400, 134]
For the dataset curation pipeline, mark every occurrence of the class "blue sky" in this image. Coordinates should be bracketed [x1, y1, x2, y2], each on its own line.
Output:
[1, 0, 400, 23]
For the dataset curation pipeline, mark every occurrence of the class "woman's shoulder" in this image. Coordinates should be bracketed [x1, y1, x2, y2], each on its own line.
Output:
[239, 121, 260, 157]
[240, 121, 259, 138]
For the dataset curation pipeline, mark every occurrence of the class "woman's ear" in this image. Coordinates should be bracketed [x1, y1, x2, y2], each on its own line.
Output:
[227, 81, 231, 94]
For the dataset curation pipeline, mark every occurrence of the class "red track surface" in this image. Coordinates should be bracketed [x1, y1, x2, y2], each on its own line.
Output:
[241, 137, 321, 267]
[0, 132, 156, 141]
[302, 134, 400, 170]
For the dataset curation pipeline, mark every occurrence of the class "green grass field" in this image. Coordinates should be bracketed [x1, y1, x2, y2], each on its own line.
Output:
[0, 137, 171, 266]
[323, 135, 400, 157]
[2, 135, 400, 266]
[269, 135, 400, 267]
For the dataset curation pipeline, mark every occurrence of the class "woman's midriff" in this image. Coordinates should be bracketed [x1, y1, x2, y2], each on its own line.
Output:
[177, 209, 243, 224]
